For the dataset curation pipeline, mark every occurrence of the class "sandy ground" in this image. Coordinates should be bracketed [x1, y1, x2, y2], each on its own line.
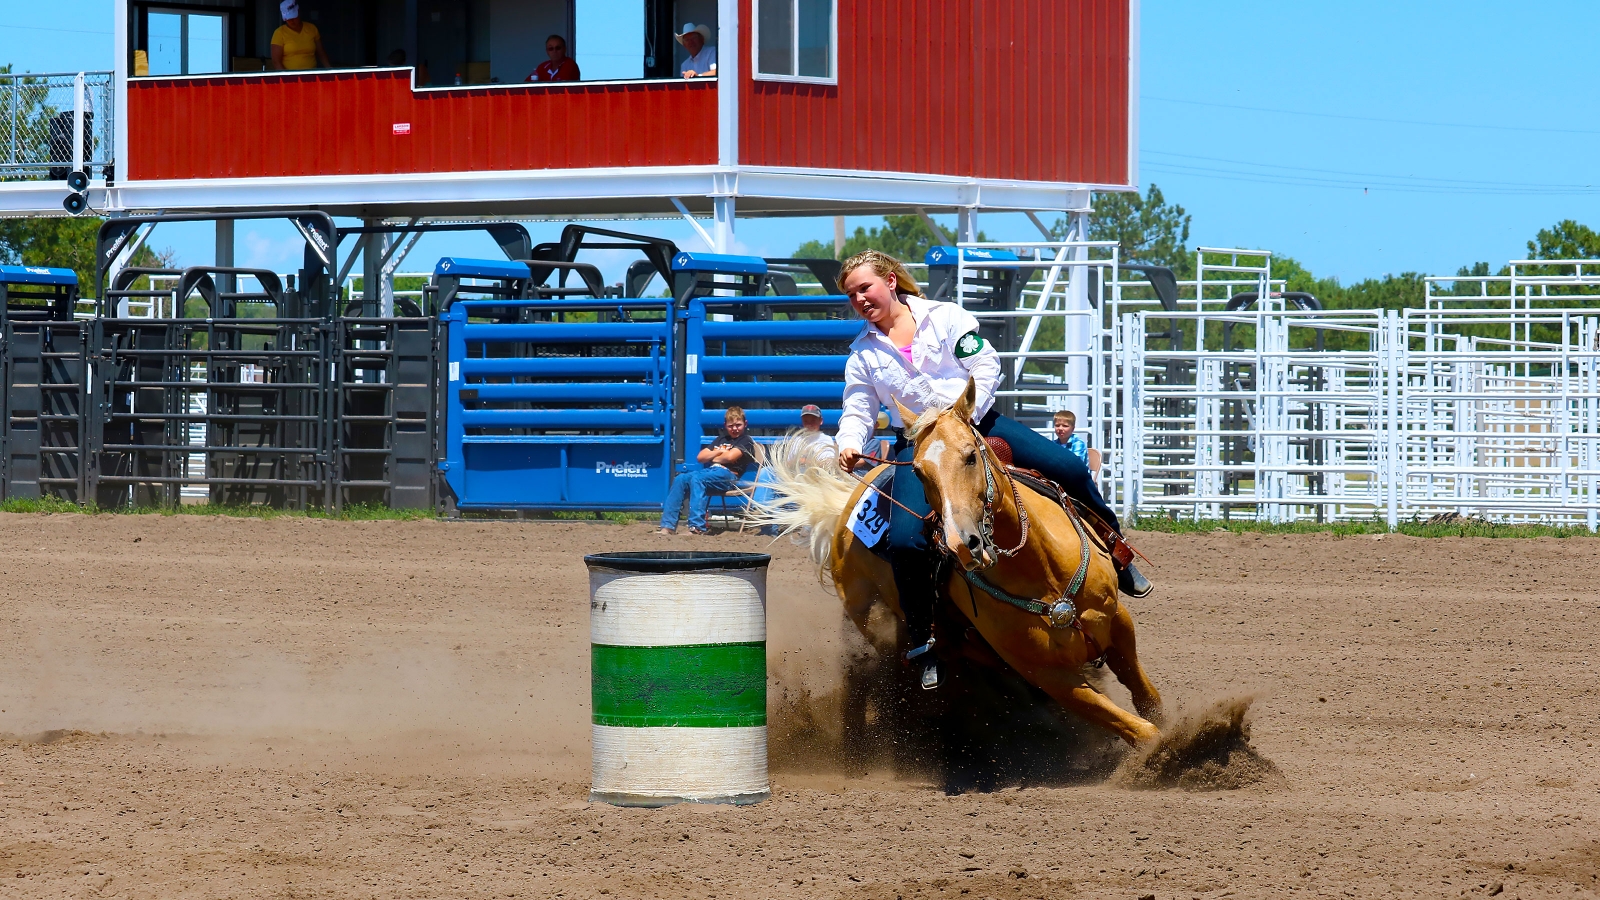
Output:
[0, 513, 1597, 899]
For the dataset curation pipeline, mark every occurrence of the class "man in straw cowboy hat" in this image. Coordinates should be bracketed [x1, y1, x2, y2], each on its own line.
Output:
[676, 23, 717, 78]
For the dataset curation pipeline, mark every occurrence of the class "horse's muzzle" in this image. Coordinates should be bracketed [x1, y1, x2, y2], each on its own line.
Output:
[950, 531, 994, 570]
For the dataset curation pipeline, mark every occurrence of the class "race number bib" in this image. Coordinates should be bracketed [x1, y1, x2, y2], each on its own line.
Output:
[848, 486, 891, 548]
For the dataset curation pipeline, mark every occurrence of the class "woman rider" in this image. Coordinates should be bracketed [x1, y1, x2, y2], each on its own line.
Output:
[832, 250, 1151, 689]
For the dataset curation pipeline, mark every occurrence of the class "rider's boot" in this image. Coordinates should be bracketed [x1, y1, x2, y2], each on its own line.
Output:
[1104, 530, 1154, 598]
[1117, 560, 1153, 598]
[892, 550, 942, 690]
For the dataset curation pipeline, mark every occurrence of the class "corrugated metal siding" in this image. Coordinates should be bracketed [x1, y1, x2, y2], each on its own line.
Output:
[740, 0, 1129, 185]
[127, 70, 718, 181]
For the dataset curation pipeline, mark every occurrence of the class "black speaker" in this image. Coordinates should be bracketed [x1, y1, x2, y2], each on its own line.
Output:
[66, 170, 89, 192]
[62, 192, 87, 215]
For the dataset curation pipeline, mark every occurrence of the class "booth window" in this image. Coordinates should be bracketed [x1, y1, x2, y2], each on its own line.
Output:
[145, 9, 227, 75]
[754, 0, 834, 83]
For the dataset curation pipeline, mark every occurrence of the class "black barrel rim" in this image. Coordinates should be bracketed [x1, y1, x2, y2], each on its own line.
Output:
[584, 551, 771, 572]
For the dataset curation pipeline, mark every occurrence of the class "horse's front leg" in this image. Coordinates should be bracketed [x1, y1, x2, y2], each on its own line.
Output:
[976, 615, 1161, 747]
[1100, 601, 1164, 723]
[1021, 664, 1160, 746]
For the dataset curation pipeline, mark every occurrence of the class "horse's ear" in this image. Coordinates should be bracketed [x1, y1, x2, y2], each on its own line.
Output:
[952, 376, 977, 421]
[892, 397, 917, 432]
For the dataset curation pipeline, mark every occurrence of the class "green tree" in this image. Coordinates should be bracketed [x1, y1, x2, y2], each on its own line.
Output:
[792, 214, 959, 265]
[1526, 219, 1600, 260]
[1057, 184, 1193, 275]
[0, 216, 169, 298]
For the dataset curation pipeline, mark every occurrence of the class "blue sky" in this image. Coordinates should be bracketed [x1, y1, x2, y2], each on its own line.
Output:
[6, 1, 1599, 282]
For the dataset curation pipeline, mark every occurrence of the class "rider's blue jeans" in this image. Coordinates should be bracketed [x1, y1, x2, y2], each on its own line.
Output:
[885, 410, 1118, 643]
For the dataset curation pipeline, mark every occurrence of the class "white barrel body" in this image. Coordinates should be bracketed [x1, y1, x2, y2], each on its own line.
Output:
[585, 551, 769, 806]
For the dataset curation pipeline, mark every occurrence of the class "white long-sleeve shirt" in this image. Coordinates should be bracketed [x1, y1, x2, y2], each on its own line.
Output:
[835, 294, 1002, 454]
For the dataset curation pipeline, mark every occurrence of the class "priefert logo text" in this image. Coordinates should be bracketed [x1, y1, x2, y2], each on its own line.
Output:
[596, 461, 650, 478]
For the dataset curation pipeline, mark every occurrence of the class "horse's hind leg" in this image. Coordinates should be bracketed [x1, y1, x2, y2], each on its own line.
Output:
[1101, 602, 1163, 722]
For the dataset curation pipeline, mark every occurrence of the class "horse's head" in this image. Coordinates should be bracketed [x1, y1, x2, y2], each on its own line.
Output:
[896, 378, 999, 571]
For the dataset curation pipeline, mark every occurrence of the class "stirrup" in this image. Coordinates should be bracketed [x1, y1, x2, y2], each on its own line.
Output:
[918, 661, 941, 690]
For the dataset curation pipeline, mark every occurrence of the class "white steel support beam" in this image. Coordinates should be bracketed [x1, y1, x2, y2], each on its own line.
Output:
[716, 0, 738, 170]
[113, 4, 128, 186]
[72, 73, 85, 176]
[670, 197, 717, 251]
[1064, 210, 1091, 421]
[712, 195, 736, 254]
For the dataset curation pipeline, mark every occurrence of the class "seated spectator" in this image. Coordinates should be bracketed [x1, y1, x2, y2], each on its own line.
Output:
[676, 23, 717, 78]
[753, 405, 835, 534]
[1053, 409, 1102, 479]
[657, 407, 756, 535]
[269, 1, 330, 72]
[528, 34, 580, 82]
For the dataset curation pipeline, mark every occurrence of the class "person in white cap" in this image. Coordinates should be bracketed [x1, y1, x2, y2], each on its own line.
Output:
[270, 1, 330, 72]
[676, 23, 716, 78]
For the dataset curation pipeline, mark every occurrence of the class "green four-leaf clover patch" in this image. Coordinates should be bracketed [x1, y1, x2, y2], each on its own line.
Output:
[954, 330, 985, 358]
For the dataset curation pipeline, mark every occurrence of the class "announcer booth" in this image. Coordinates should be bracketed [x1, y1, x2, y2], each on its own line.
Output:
[19, 0, 1138, 235]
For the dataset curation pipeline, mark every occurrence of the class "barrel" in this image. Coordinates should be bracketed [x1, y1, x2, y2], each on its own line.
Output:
[584, 550, 770, 806]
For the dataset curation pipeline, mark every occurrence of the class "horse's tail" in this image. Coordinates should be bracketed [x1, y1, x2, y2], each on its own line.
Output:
[748, 433, 857, 572]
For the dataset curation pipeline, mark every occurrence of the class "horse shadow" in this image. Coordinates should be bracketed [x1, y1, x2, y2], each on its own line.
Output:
[838, 620, 1127, 794]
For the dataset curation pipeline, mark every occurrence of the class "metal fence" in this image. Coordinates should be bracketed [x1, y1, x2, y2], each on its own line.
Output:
[1098, 254, 1600, 528]
[0, 71, 114, 181]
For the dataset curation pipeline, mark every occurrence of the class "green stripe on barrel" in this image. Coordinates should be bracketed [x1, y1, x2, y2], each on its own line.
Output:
[591, 642, 767, 728]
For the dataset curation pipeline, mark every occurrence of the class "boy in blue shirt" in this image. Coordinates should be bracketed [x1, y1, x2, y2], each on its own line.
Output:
[1053, 410, 1101, 481]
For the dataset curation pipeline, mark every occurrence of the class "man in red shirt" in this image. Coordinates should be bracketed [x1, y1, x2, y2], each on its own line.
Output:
[527, 34, 580, 82]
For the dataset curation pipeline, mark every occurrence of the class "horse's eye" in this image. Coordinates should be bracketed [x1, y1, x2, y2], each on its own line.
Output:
[964, 452, 978, 466]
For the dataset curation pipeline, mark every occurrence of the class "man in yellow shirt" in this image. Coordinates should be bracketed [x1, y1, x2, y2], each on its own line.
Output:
[269, 1, 330, 71]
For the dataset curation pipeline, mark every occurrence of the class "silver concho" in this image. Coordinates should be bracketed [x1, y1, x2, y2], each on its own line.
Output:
[1047, 598, 1078, 629]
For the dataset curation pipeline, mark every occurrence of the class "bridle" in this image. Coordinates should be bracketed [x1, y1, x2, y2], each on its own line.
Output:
[970, 422, 1029, 559]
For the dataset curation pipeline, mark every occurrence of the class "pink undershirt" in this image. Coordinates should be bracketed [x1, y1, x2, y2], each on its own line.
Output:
[898, 344, 914, 365]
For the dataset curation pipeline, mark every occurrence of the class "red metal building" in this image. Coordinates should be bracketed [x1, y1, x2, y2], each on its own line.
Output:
[9, 0, 1137, 236]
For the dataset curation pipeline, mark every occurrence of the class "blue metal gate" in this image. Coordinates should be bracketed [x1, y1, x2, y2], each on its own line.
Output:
[438, 259, 673, 510]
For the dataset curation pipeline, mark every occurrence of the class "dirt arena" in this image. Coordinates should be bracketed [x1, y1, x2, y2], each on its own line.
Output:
[1, 513, 1596, 899]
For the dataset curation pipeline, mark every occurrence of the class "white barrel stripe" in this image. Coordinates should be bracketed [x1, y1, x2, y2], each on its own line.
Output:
[589, 571, 766, 647]
[590, 725, 768, 803]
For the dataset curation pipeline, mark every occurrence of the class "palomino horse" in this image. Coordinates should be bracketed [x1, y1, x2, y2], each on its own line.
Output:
[757, 379, 1164, 746]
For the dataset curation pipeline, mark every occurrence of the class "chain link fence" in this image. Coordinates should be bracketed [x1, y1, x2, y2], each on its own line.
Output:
[0, 71, 114, 182]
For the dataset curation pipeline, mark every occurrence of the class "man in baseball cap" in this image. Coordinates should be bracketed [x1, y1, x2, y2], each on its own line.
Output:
[752, 405, 836, 535]
[270, 0, 330, 71]
[676, 23, 717, 78]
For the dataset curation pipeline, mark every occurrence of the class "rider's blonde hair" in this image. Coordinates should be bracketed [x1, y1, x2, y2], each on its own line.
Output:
[837, 249, 923, 299]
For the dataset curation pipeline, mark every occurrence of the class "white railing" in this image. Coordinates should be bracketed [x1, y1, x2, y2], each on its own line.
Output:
[1104, 275, 1600, 528]
[0, 71, 114, 180]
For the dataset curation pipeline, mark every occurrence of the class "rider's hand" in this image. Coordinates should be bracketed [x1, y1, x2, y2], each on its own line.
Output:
[838, 447, 863, 471]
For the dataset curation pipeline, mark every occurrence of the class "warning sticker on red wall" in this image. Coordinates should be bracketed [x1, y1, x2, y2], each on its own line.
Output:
[392, 123, 411, 135]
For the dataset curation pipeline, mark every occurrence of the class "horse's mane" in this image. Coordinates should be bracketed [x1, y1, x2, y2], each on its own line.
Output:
[904, 400, 957, 443]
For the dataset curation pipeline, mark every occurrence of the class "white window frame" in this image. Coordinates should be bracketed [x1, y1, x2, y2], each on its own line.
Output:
[144, 7, 230, 77]
[751, 0, 837, 85]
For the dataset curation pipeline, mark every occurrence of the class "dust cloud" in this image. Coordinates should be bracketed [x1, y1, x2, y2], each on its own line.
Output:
[1113, 695, 1281, 790]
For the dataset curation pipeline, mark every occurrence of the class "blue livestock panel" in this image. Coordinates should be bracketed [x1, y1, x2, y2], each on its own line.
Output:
[684, 294, 863, 441]
[441, 297, 674, 511]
